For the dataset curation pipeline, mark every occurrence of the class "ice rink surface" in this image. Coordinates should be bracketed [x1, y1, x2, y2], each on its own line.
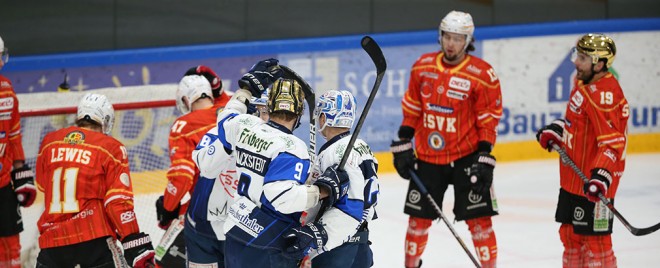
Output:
[18, 153, 660, 267]
[370, 153, 660, 268]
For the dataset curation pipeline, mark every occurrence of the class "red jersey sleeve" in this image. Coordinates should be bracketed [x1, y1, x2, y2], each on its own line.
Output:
[102, 140, 140, 239]
[580, 75, 628, 174]
[7, 87, 25, 162]
[162, 118, 198, 211]
[472, 62, 503, 145]
[400, 54, 430, 131]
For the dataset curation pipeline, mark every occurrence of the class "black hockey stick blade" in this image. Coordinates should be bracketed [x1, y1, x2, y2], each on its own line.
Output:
[337, 36, 386, 170]
[361, 36, 387, 74]
[279, 65, 317, 161]
[551, 142, 660, 236]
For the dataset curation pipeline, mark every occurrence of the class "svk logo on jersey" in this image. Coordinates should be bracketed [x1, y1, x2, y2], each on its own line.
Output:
[64, 131, 85, 145]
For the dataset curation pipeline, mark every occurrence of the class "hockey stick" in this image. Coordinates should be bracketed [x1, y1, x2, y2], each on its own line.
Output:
[408, 170, 482, 268]
[551, 142, 660, 236]
[310, 35, 386, 222]
[280, 65, 317, 163]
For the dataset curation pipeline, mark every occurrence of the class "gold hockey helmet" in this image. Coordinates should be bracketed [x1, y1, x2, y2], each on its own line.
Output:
[575, 33, 616, 68]
[268, 78, 305, 116]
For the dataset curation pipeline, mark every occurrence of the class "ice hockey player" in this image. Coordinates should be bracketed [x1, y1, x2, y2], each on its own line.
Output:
[35, 93, 154, 267]
[0, 34, 37, 268]
[296, 90, 380, 268]
[192, 58, 350, 268]
[390, 10, 503, 268]
[183, 83, 268, 267]
[154, 74, 218, 267]
[536, 33, 627, 268]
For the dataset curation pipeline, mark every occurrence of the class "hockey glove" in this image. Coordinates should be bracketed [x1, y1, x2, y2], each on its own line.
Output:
[283, 222, 328, 260]
[155, 195, 180, 230]
[238, 58, 283, 97]
[184, 65, 222, 94]
[314, 164, 349, 210]
[390, 139, 415, 180]
[536, 119, 565, 152]
[11, 164, 36, 207]
[121, 232, 155, 268]
[468, 152, 496, 195]
[584, 168, 612, 203]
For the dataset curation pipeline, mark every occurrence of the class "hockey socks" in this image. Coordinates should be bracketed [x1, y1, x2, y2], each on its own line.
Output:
[560, 224, 617, 268]
[404, 217, 432, 268]
[466, 217, 497, 268]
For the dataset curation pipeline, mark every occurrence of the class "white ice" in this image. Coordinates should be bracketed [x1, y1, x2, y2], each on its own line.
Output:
[370, 153, 660, 267]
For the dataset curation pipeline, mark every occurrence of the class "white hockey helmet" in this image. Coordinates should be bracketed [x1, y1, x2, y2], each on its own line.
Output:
[438, 10, 474, 51]
[314, 90, 357, 132]
[77, 93, 115, 135]
[176, 74, 213, 115]
[0, 35, 8, 63]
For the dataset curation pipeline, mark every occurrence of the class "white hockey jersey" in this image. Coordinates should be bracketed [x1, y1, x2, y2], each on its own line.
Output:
[193, 105, 315, 249]
[307, 132, 380, 252]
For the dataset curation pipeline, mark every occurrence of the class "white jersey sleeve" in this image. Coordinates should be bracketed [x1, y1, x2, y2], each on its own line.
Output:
[313, 134, 380, 251]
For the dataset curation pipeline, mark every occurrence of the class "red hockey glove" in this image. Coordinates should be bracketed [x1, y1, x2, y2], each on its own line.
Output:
[536, 119, 565, 151]
[11, 165, 37, 207]
[121, 232, 155, 268]
[185, 65, 222, 93]
[584, 168, 611, 203]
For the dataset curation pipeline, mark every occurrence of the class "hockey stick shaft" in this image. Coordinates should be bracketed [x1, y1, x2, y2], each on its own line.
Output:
[408, 170, 482, 268]
[551, 142, 660, 236]
[337, 35, 386, 170]
[313, 36, 386, 222]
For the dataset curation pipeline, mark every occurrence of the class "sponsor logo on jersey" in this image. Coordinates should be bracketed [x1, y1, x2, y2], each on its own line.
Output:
[166, 182, 177, 195]
[0, 131, 5, 138]
[425, 104, 453, 114]
[0, 97, 14, 110]
[571, 90, 584, 106]
[0, 81, 10, 88]
[419, 72, 438, 79]
[71, 209, 94, 220]
[466, 64, 482, 75]
[589, 84, 598, 93]
[448, 76, 471, 92]
[64, 131, 85, 145]
[235, 147, 271, 176]
[604, 149, 617, 163]
[227, 202, 265, 237]
[446, 90, 468, 100]
[120, 211, 136, 224]
[0, 111, 10, 120]
[208, 145, 216, 155]
[238, 128, 274, 153]
[427, 132, 445, 151]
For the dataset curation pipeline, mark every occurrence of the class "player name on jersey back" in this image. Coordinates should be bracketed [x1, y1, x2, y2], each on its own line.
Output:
[50, 147, 92, 164]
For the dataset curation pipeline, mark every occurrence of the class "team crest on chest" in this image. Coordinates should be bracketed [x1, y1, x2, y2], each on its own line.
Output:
[427, 132, 445, 151]
[64, 131, 85, 145]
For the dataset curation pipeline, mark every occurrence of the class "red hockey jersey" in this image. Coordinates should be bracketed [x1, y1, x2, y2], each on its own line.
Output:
[36, 126, 141, 248]
[401, 52, 503, 164]
[559, 73, 628, 198]
[0, 75, 25, 188]
[162, 106, 217, 214]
